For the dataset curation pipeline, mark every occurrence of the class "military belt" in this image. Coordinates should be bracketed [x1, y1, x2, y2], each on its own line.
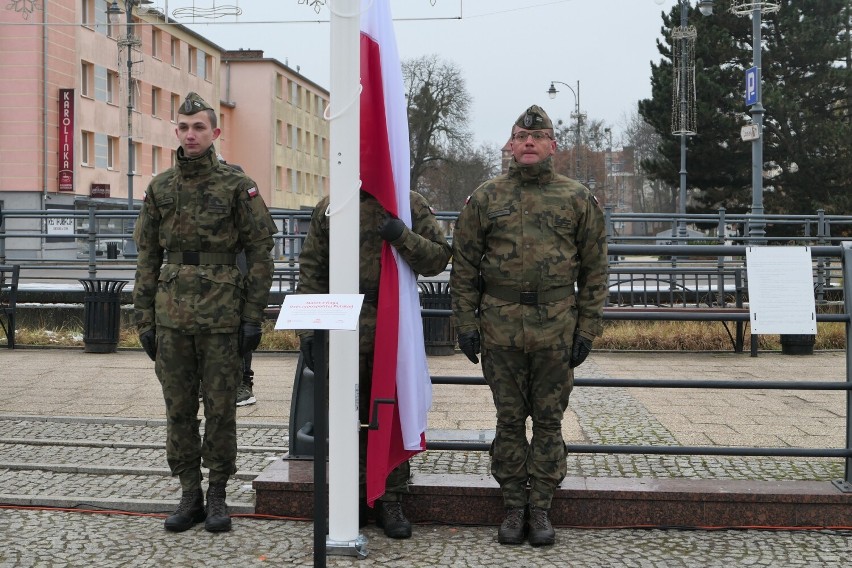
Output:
[164, 251, 237, 265]
[361, 289, 379, 304]
[485, 284, 574, 306]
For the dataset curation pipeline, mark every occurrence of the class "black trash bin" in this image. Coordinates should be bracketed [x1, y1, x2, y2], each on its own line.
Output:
[106, 242, 119, 259]
[780, 334, 815, 355]
[418, 281, 455, 356]
[79, 278, 127, 353]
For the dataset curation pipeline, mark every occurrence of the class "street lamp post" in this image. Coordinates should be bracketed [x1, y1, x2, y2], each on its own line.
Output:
[107, 0, 152, 257]
[107, 0, 151, 211]
[667, 0, 715, 240]
[547, 80, 584, 181]
[730, 1, 779, 244]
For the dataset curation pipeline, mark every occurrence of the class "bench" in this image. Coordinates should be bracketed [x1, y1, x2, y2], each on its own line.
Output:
[0, 264, 20, 349]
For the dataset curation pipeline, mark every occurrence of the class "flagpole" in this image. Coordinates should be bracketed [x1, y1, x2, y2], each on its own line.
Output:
[327, 0, 366, 559]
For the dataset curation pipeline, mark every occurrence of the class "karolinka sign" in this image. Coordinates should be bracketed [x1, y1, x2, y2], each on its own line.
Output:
[58, 89, 74, 192]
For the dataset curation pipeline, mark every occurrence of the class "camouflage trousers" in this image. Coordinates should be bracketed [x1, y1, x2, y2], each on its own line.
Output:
[481, 346, 573, 509]
[359, 346, 410, 503]
[155, 328, 241, 489]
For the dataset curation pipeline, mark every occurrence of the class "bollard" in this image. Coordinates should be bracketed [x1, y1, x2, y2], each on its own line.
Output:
[79, 278, 127, 353]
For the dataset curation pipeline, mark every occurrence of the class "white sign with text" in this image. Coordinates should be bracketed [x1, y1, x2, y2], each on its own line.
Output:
[275, 293, 364, 331]
[746, 246, 817, 335]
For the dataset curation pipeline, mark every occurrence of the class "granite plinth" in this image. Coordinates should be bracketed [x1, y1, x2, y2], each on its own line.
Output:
[254, 457, 852, 528]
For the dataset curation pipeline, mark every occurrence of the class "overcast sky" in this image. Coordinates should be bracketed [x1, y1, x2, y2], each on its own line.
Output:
[166, 0, 677, 150]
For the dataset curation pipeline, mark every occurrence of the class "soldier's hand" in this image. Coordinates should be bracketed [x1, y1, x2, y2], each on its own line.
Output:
[457, 330, 481, 364]
[378, 215, 405, 242]
[299, 334, 315, 371]
[238, 321, 262, 356]
[569, 334, 593, 368]
[139, 328, 157, 362]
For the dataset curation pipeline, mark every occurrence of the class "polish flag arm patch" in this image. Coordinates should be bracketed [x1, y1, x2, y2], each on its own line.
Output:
[246, 187, 259, 198]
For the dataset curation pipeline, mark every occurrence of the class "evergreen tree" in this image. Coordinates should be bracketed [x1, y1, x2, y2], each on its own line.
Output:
[639, 0, 851, 222]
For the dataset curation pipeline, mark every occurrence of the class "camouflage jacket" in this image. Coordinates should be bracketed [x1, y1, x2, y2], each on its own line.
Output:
[133, 146, 276, 334]
[450, 157, 608, 351]
[297, 191, 451, 341]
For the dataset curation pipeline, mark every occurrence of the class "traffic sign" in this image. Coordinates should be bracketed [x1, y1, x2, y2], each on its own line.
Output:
[745, 67, 759, 106]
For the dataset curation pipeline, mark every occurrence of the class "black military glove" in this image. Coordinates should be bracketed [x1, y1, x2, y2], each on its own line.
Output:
[378, 215, 405, 242]
[457, 330, 481, 364]
[139, 328, 157, 362]
[569, 334, 593, 368]
[238, 321, 262, 356]
[299, 334, 315, 371]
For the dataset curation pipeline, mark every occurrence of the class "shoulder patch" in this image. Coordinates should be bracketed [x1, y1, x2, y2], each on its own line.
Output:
[591, 194, 599, 206]
[247, 187, 259, 199]
[429, 206, 436, 215]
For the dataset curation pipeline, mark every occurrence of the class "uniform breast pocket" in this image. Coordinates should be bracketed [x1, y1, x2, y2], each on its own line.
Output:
[200, 193, 233, 235]
[546, 206, 575, 242]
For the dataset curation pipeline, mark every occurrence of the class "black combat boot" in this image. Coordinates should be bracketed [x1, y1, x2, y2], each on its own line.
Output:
[204, 483, 232, 532]
[527, 505, 555, 546]
[376, 501, 412, 539]
[164, 489, 206, 532]
[497, 506, 527, 545]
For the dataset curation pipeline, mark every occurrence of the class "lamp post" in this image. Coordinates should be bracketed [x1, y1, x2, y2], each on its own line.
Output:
[665, 0, 715, 240]
[107, 0, 151, 211]
[107, 0, 152, 258]
[546, 80, 584, 181]
[730, 1, 779, 244]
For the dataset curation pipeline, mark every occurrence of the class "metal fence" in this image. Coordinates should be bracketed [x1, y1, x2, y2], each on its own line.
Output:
[2, 203, 851, 487]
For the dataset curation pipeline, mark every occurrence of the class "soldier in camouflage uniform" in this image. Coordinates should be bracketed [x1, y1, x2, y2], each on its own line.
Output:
[296, 190, 451, 539]
[133, 92, 276, 534]
[450, 105, 608, 547]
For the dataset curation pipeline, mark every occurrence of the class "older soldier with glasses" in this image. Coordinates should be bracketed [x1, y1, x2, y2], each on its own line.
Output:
[450, 105, 608, 546]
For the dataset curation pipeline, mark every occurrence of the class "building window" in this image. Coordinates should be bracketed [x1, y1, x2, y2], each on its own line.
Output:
[203, 53, 213, 81]
[170, 93, 179, 122]
[275, 166, 283, 191]
[151, 87, 160, 117]
[188, 47, 197, 75]
[151, 29, 161, 60]
[152, 146, 160, 175]
[130, 79, 139, 111]
[288, 168, 295, 193]
[289, 80, 296, 104]
[106, 71, 118, 105]
[81, 131, 93, 166]
[275, 74, 283, 99]
[296, 128, 302, 151]
[314, 134, 320, 157]
[130, 141, 140, 174]
[276, 120, 283, 145]
[171, 149, 177, 167]
[81, 62, 93, 98]
[170, 38, 180, 67]
[287, 125, 293, 149]
[107, 136, 119, 170]
[81, 0, 94, 28]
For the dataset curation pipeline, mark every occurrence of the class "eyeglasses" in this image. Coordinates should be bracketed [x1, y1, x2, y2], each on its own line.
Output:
[511, 131, 552, 142]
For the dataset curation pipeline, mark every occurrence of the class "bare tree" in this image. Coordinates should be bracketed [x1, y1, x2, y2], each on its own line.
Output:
[403, 55, 473, 194]
[418, 143, 501, 211]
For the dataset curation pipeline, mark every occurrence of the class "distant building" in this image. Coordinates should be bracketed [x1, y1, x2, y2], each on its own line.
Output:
[0, 2, 328, 260]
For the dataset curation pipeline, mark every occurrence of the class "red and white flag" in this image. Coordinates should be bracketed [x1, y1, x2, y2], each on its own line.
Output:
[360, 0, 432, 507]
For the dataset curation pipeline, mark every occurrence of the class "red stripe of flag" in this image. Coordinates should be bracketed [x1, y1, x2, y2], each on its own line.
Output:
[360, 0, 430, 507]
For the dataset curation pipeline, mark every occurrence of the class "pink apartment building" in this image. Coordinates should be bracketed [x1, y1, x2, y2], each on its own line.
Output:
[0, 1, 329, 260]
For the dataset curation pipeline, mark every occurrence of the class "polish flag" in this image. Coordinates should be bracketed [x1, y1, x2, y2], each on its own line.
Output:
[360, 0, 431, 506]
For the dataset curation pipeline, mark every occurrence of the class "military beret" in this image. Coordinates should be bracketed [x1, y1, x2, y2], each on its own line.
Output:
[514, 105, 553, 130]
[179, 92, 213, 115]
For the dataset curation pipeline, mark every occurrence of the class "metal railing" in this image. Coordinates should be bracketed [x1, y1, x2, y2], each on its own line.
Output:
[426, 244, 852, 488]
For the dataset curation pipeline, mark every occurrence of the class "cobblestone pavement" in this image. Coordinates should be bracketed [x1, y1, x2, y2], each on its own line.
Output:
[1, 348, 850, 566]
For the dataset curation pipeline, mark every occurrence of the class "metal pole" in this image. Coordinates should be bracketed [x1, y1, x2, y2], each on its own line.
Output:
[126, 1, 133, 211]
[748, 6, 766, 243]
[575, 81, 581, 181]
[678, 0, 688, 241]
